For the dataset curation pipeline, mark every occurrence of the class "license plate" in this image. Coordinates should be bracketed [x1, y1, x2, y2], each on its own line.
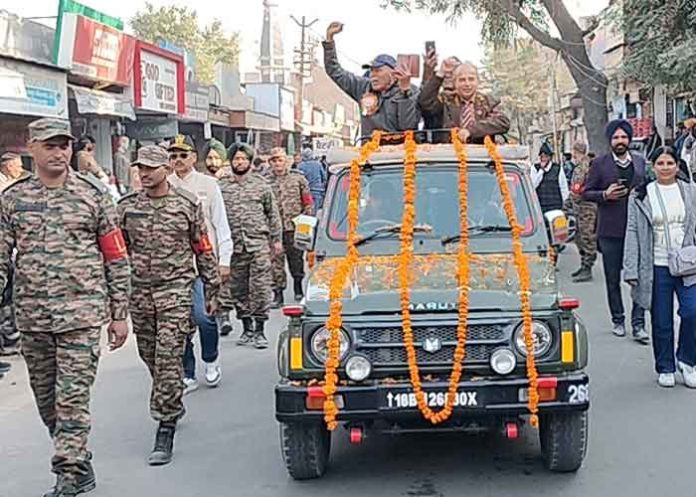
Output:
[384, 390, 479, 410]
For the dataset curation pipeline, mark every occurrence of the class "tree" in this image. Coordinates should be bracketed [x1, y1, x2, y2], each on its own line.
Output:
[623, 0, 696, 96]
[131, 3, 240, 85]
[481, 40, 552, 144]
[383, 0, 610, 153]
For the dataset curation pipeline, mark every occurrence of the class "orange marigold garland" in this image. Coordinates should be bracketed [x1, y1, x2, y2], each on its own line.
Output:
[323, 131, 382, 430]
[484, 136, 540, 427]
[397, 129, 472, 424]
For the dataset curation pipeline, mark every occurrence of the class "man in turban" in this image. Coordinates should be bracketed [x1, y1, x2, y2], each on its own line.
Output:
[583, 120, 648, 344]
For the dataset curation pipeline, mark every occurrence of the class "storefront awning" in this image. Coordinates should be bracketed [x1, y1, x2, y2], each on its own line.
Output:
[70, 86, 135, 121]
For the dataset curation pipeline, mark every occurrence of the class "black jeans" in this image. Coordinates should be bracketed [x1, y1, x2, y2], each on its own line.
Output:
[598, 237, 645, 329]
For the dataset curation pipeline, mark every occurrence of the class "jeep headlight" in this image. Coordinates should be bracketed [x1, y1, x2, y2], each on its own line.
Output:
[310, 327, 351, 363]
[513, 321, 553, 357]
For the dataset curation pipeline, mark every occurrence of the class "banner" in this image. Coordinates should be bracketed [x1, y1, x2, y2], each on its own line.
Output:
[57, 14, 135, 86]
[53, 0, 124, 63]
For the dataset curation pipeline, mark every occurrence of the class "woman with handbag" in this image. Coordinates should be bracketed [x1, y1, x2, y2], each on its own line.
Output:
[624, 146, 696, 388]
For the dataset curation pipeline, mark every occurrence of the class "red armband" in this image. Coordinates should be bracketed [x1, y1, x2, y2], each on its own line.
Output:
[192, 234, 213, 255]
[571, 183, 584, 195]
[302, 193, 314, 207]
[99, 229, 128, 262]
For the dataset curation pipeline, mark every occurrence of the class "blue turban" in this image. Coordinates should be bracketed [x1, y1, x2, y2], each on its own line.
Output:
[605, 120, 633, 141]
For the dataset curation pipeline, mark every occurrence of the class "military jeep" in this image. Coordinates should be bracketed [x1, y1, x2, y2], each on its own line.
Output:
[275, 142, 589, 480]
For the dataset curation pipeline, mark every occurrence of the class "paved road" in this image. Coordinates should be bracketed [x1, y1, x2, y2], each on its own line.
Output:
[2, 250, 696, 497]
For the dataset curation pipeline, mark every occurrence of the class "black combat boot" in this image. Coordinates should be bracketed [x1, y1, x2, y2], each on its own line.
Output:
[572, 266, 593, 283]
[147, 422, 176, 466]
[293, 278, 304, 302]
[254, 319, 269, 349]
[237, 318, 254, 346]
[272, 289, 284, 309]
[43, 464, 96, 497]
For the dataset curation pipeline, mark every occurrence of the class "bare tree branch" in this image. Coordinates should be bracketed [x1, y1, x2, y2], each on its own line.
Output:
[495, 0, 563, 52]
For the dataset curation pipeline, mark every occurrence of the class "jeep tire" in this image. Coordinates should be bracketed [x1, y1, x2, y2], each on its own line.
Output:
[280, 422, 331, 480]
[539, 411, 588, 472]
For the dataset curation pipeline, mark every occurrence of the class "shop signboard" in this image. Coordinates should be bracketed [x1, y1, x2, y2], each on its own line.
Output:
[0, 58, 68, 118]
[126, 118, 178, 141]
[183, 81, 209, 123]
[134, 42, 185, 115]
[57, 14, 135, 86]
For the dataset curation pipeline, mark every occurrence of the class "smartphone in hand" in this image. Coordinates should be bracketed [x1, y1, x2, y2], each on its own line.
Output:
[425, 40, 436, 55]
[397, 54, 421, 78]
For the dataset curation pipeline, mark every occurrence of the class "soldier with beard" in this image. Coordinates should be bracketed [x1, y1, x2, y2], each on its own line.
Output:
[219, 144, 282, 349]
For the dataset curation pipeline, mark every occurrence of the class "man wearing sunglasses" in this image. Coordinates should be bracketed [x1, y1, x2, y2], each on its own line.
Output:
[167, 135, 232, 395]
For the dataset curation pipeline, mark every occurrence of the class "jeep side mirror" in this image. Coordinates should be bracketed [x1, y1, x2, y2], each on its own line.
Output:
[544, 210, 573, 246]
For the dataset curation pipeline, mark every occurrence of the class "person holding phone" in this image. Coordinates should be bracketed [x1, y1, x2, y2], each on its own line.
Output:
[419, 52, 509, 144]
[323, 22, 420, 136]
[583, 119, 648, 342]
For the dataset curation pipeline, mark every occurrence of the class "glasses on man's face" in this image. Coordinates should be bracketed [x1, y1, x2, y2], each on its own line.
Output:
[170, 152, 190, 160]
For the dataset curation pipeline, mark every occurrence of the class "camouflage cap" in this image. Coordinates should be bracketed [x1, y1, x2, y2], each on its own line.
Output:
[269, 147, 287, 159]
[131, 145, 169, 168]
[28, 118, 75, 143]
[168, 134, 195, 152]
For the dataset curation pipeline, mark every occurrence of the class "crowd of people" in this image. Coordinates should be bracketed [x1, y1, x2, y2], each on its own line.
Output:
[0, 19, 695, 497]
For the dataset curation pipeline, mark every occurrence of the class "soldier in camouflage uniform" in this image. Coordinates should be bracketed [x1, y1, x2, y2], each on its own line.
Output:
[0, 118, 131, 497]
[118, 146, 220, 466]
[567, 142, 597, 282]
[267, 147, 314, 307]
[220, 143, 282, 349]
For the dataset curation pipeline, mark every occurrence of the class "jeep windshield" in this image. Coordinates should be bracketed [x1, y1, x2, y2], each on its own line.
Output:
[327, 164, 534, 243]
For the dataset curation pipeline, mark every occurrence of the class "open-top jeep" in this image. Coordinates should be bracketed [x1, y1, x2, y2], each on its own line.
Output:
[275, 140, 589, 480]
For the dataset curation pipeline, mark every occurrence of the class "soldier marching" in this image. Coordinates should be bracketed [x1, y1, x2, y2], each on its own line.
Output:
[0, 118, 130, 497]
[266, 147, 314, 307]
[219, 143, 282, 349]
[118, 145, 220, 465]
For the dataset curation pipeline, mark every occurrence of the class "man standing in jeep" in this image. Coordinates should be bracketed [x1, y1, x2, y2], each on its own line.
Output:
[323, 22, 420, 135]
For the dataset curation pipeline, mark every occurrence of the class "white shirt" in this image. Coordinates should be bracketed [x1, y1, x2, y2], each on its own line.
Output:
[168, 170, 233, 266]
[648, 182, 685, 267]
[530, 162, 569, 203]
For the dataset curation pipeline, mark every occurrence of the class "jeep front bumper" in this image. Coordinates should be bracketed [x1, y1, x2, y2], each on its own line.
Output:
[275, 373, 589, 423]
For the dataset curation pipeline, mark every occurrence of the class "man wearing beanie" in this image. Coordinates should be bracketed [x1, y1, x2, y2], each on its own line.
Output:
[583, 119, 648, 343]
[531, 142, 569, 215]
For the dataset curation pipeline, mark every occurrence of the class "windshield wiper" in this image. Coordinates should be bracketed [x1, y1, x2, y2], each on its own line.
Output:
[441, 225, 513, 245]
[354, 223, 432, 247]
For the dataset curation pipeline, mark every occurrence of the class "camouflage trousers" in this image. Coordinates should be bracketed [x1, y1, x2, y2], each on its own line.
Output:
[21, 327, 100, 482]
[574, 200, 598, 268]
[272, 231, 306, 290]
[229, 246, 273, 321]
[132, 307, 189, 424]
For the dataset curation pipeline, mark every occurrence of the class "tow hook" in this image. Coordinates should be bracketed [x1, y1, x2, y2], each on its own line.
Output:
[505, 421, 519, 440]
[348, 425, 365, 444]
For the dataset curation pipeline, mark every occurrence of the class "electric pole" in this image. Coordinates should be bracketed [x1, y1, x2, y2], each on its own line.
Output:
[290, 15, 318, 116]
